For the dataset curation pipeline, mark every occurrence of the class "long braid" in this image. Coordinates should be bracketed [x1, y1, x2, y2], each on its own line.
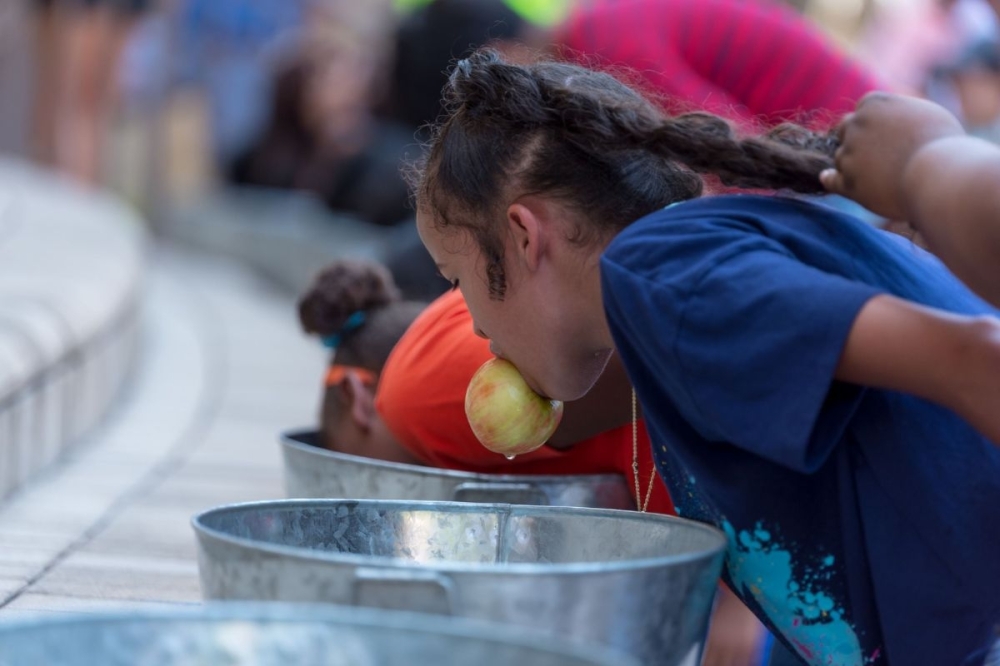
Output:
[652, 116, 836, 192]
[538, 80, 836, 194]
[414, 49, 839, 298]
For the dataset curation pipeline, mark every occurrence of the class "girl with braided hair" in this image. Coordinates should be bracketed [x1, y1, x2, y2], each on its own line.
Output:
[301, 258, 771, 665]
[413, 49, 1000, 666]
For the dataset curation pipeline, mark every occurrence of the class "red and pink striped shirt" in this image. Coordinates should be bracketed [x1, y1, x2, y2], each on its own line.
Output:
[556, 0, 886, 130]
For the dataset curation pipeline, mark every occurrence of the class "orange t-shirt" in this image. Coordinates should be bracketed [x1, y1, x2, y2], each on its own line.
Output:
[375, 289, 675, 515]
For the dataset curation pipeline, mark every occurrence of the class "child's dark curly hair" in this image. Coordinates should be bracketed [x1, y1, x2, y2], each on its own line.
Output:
[298, 260, 425, 371]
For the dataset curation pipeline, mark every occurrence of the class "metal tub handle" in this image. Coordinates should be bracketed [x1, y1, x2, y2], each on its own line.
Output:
[352, 567, 456, 616]
[452, 482, 550, 505]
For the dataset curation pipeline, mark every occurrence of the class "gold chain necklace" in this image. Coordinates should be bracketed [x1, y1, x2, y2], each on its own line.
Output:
[632, 389, 657, 512]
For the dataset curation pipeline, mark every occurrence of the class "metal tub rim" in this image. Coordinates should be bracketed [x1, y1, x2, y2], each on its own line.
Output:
[281, 429, 628, 485]
[0, 601, 637, 666]
[191, 498, 727, 576]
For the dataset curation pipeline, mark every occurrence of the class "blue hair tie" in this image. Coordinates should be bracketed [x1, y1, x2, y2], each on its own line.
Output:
[322, 311, 367, 350]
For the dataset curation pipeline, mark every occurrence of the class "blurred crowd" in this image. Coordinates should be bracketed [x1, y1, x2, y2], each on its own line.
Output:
[4, 0, 999, 215]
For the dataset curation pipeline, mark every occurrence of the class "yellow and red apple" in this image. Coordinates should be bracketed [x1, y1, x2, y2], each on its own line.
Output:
[465, 358, 564, 457]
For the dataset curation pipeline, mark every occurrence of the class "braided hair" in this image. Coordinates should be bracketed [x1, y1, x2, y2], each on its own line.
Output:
[411, 49, 838, 298]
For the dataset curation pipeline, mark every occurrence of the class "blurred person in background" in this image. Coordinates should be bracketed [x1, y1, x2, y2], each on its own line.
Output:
[388, 0, 884, 137]
[386, 0, 534, 138]
[856, 0, 999, 100]
[30, 0, 155, 186]
[0, 1, 33, 157]
[227, 30, 415, 227]
[166, 0, 398, 180]
[553, 0, 883, 131]
[168, 0, 311, 177]
[391, 0, 570, 26]
[933, 38, 1000, 143]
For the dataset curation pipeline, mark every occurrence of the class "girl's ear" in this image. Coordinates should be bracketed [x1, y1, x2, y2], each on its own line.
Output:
[506, 198, 547, 273]
[338, 371, 377, 431]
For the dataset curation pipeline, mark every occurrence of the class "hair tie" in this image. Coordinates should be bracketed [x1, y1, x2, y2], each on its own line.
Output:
[321, 310, 367, 350]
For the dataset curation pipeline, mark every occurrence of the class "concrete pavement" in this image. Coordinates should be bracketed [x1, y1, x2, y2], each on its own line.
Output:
[0, 242, 326, 619]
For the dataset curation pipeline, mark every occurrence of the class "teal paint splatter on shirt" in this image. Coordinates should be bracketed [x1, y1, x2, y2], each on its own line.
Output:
[722, 521, 864, 666]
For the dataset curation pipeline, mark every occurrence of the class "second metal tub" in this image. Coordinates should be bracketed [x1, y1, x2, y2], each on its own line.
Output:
[282, 429, 634, 509]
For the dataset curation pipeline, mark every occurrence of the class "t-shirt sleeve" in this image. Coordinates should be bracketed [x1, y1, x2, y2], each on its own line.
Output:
[602, 240, 882, 473]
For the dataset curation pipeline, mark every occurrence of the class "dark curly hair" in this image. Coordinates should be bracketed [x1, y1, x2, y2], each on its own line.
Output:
[410, 49, 838, 298]
[298, 259, 426, 371]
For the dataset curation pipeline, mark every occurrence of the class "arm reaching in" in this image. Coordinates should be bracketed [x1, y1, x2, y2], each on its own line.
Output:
[820, 92, 1000, 307]
[836, 294, 1000, 446]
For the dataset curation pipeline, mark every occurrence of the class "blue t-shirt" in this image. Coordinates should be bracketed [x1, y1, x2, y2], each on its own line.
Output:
[601, 195, 1000, 666]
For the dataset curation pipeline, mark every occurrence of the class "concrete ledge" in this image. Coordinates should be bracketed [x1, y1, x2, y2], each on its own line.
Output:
[166, 187, 437, 299]
[0, 159, 146, 500]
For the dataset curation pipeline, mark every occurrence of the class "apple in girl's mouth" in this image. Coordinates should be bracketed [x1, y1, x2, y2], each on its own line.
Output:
[465, 358, 564, 457]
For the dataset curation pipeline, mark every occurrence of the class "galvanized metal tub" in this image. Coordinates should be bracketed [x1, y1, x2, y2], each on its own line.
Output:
[281, 429, 635, 509]
[193, 499, 727, 666]
[0, 602, 636, 666]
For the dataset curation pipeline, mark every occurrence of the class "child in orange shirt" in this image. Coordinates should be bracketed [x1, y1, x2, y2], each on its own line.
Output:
[297, 258, 670, 511]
